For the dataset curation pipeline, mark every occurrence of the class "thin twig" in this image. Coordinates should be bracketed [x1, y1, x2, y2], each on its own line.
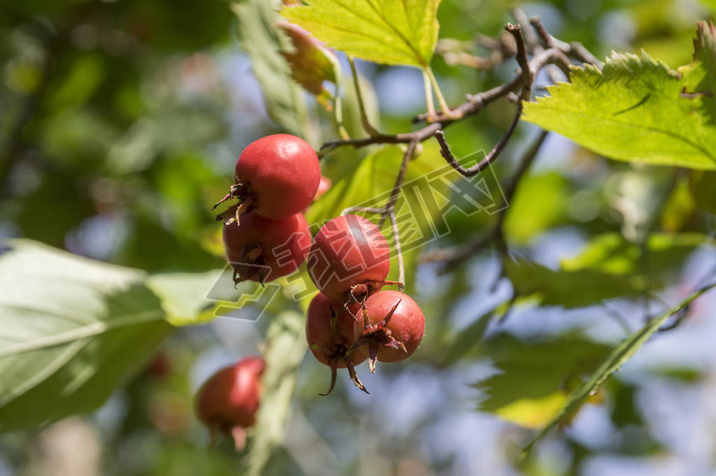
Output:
[505, 23, 533, 101]
[434, 104, 522, 178]
[378, 140, 417, 227]
[527, 17, 572, 79]
[530, 17, 603, 68]
[389, 211, 405, 290]
[321, 42, 571, 152]
[341, 143, 415, 287]
[324, 22, 601, 286]
[421, 130, 549, 267]
[511, 8, 564, 83]
[409, 25, 531, 179]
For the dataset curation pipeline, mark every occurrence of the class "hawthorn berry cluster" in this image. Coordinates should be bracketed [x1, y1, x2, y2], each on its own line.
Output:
[306, 214, 425, 394]
[196, 134, 426, 444]
[214, 133, 320, 284]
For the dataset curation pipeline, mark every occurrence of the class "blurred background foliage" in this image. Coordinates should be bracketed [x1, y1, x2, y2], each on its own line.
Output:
[0, 0, 715, 475]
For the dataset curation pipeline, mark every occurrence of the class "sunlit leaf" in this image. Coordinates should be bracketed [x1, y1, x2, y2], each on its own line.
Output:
[503, 172, 569, 245]
[680, 21, 716, 120]
[523, 45, 716, 170]
[282, 0, 442, 68]
[146, 271, 222, 326]
[0, 240, 171, 431]
[561, 232, 710, 273]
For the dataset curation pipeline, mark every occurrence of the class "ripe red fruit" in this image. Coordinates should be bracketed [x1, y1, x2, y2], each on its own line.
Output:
[306, 293, 368, 394]
[223, 212, 311, 284]
[195, 356, 265, 449]
[215, 134, 321, 221]
[315, 176, 332, 201]
[351, 290, 425, 371]
[308, 215, 391, 302]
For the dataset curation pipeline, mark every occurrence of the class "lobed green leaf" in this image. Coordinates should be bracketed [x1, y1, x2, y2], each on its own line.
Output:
[282, 0, 442, 68]
[524, 33, 716, 170]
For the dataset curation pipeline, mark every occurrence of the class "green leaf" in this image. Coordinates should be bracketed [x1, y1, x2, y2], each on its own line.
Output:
[680, 21, 716, 121]
[277, 21, 339, 108]
[503, 172, 569, 245]
[507, 233, 711, 308]
[233, 0, 313, 140]
[0, 240, 172, 431]
[522, 281, 716, 459]
[281, 0, 442, 68]
[562, 232, 709, 274]
[146, 271, 223, 326]
[476, 334, 610, 429]
[660, 177, 697, 231]
[523, 49, 716, 170]
[341, 73, 381, 139]
[506, 259, 635, 308]
[440, 305, 495, 366]
[691, 170, 716, 213]
[246, 311, 306, 476]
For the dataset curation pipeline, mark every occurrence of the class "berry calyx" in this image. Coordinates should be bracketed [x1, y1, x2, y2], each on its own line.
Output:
[308, 214, 392, 302]
[306, 293, 368, 395]
[223, 212, 311, 284]
[350, 290, 425, 372]
[195, 356, 265, 450]
[214, 134, 321, 221]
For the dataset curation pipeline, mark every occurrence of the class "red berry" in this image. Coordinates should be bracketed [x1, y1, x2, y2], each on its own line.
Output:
[144, 353, 170, 379]
[308, 215, 391, 302]
[315, 176, 332, 201]
[306, 293, 368, 394]
[351, 290, 425, 371]
[195, 356, 265, 448]
[233, 134, 321, 220]
[223, 212, 311, 284]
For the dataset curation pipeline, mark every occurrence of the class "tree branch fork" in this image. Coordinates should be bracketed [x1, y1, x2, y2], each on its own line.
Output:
[323, 14, 601, 281]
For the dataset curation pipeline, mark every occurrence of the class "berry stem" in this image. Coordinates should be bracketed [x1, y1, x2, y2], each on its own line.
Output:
[209, 425, 220, 448]
[425, 66, 460, 120]
[422, 68, 437, 120]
